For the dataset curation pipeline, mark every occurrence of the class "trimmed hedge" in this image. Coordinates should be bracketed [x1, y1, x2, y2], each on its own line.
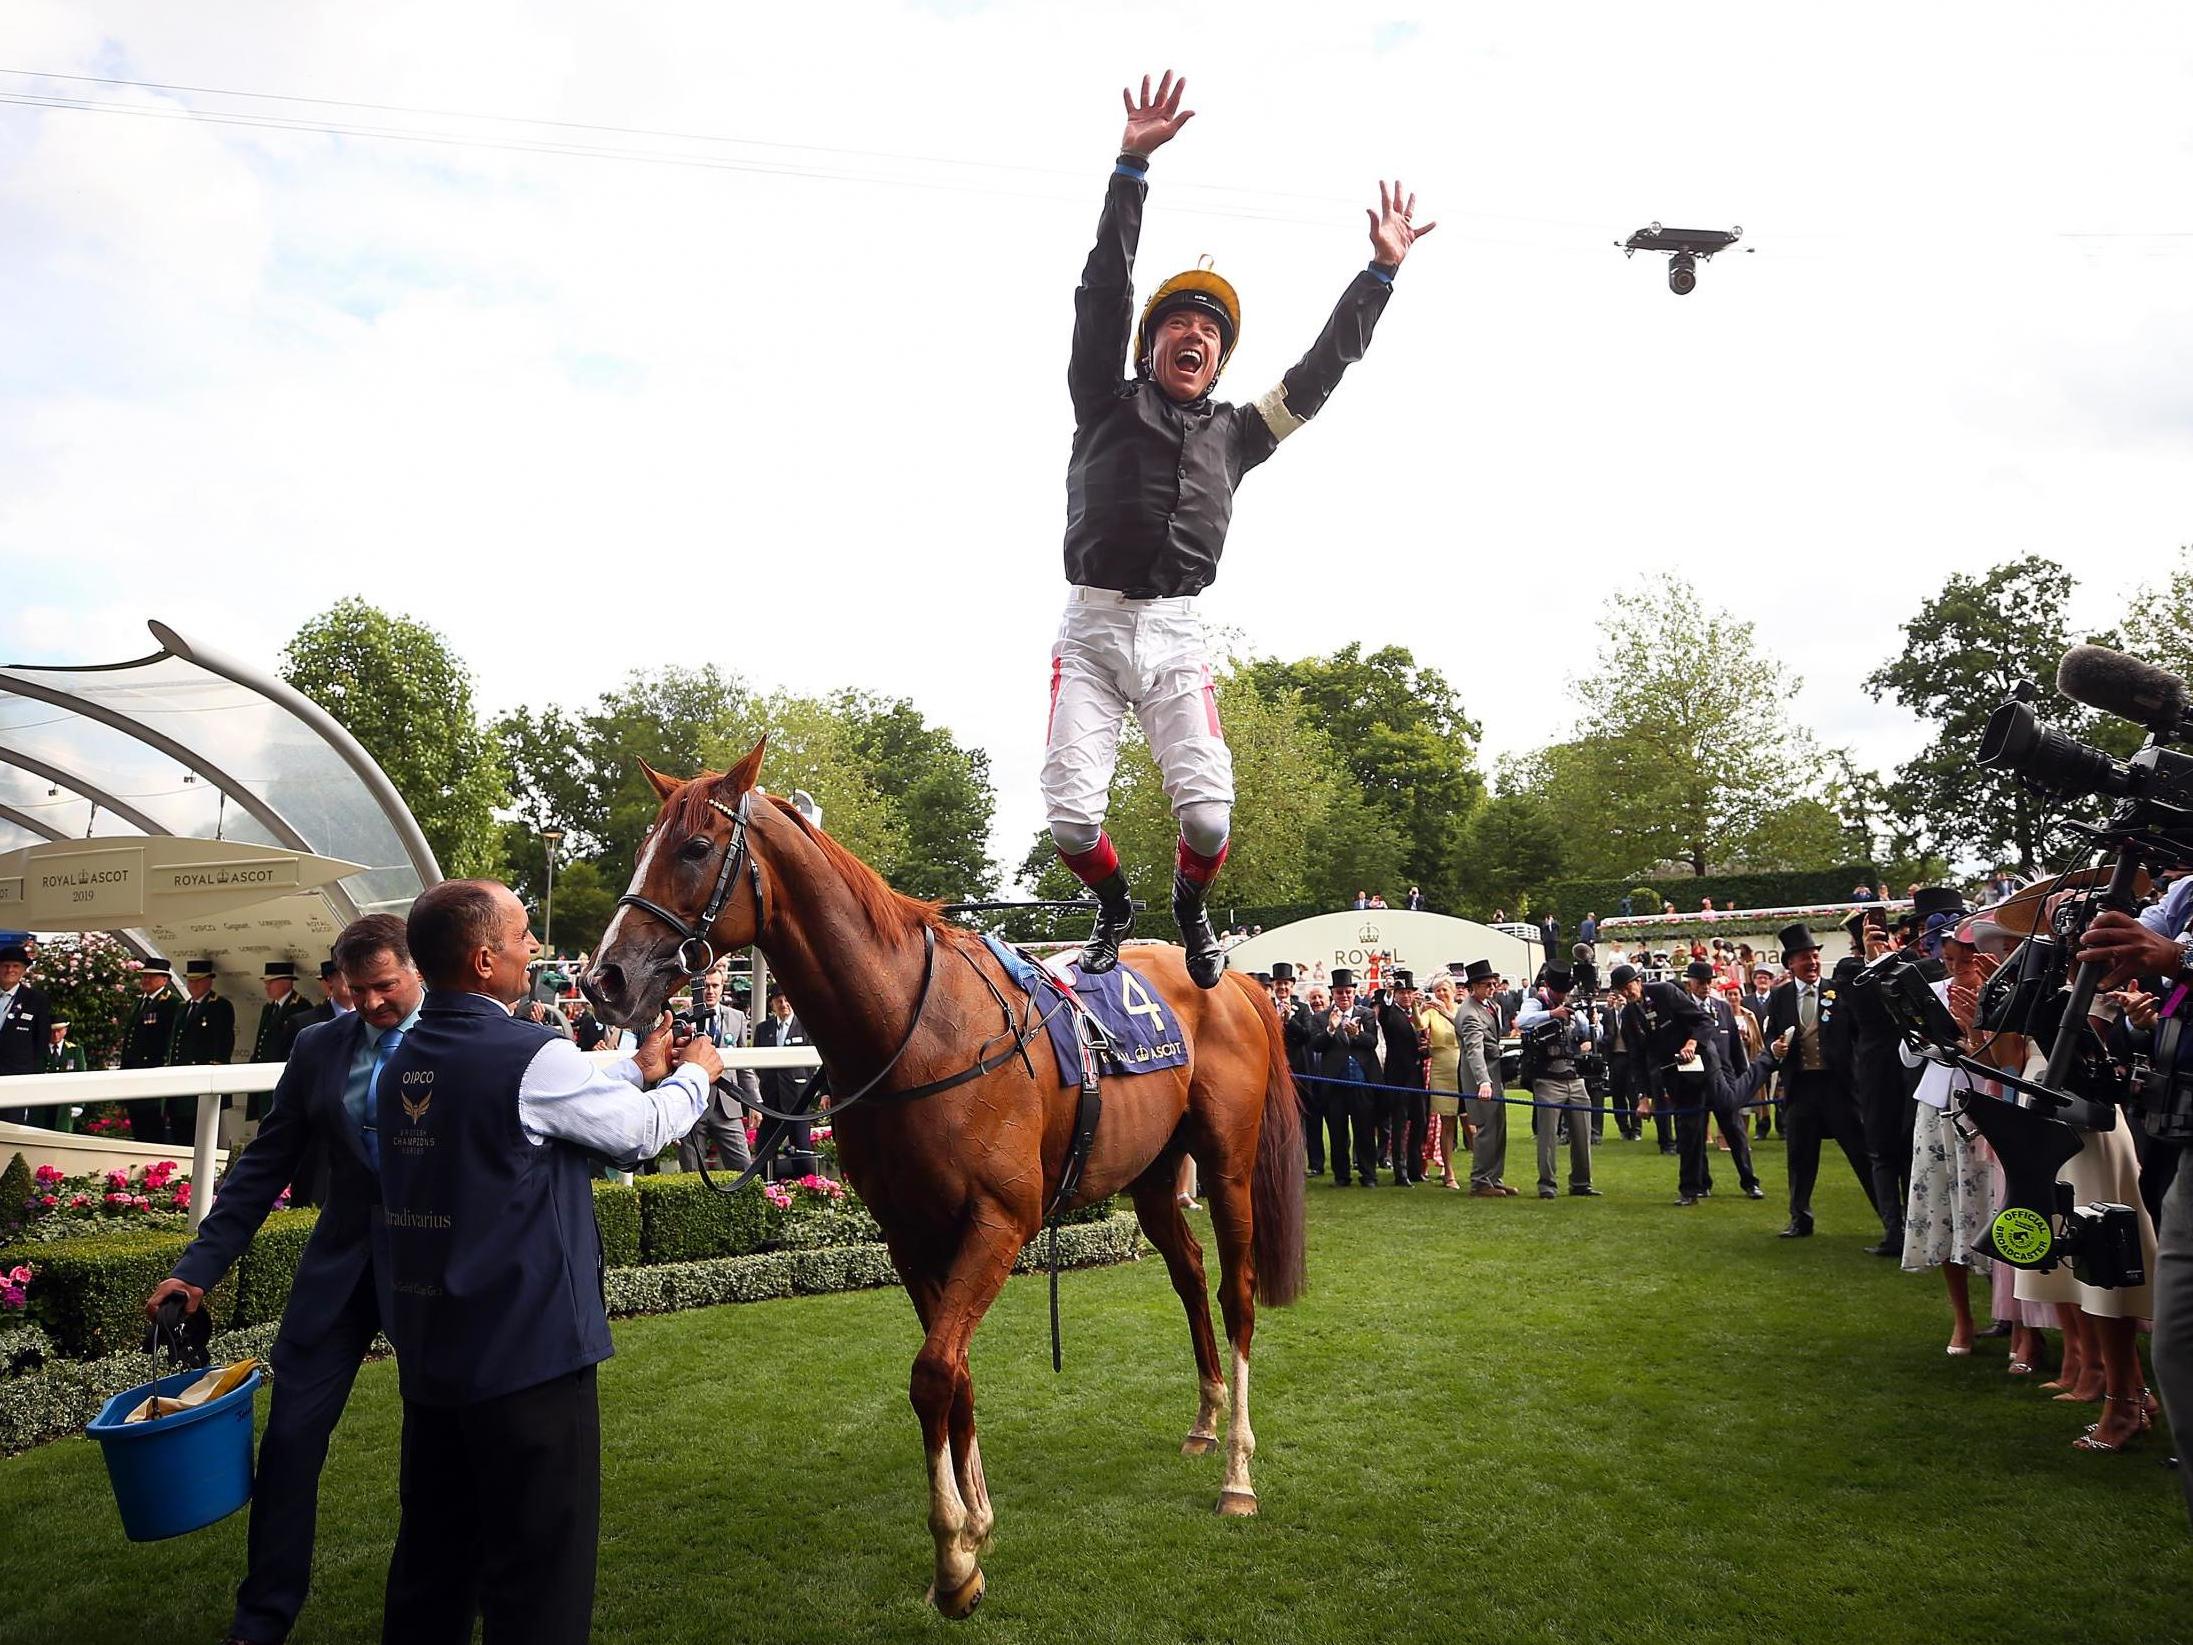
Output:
[229, 1209, 322, 1330]
[635, 1174, 777, 1262]
[0, 1215, 1144, 1453]
[0, 1229, 202, 1360]
[592, 1181, 641, 1269]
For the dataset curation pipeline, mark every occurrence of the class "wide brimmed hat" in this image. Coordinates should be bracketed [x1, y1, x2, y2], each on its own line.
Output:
[1992, 865, 2155, 937]
[1778, 923, 1820, 959]
[1463, 959, 1495, 984]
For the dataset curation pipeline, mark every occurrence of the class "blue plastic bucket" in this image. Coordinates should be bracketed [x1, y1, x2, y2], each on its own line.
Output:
[86, 1366, 262, 1541]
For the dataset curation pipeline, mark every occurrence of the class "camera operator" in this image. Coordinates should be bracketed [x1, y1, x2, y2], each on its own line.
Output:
[1517, 964, 1598, 1199]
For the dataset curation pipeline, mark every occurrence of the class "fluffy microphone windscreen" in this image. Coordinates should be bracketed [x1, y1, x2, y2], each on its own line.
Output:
[2055, 644, 2188, 735]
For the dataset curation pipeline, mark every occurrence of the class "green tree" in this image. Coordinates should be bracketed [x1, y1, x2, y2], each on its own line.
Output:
[1558, 579, 1821, 877]
[831, 692, 998, 902]
[1456, 789, 1567, 917]
[2121, 543, 2193, 682]
[1864, 555, 2134, 874]
[1240, 643, 1485, 908]
[280, 598, 507, 877]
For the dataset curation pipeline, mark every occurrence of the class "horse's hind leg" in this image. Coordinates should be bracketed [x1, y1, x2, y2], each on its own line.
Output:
[908, 1227, 1018, 1619]
[1201, 1141, 1261, 1517]
[1128, 1164, 1229, 1456]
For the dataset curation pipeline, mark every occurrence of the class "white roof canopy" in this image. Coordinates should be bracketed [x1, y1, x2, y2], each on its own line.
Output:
[0, 621, 437, 918]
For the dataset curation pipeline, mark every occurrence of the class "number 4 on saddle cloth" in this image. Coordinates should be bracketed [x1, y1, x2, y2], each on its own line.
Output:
[980, 933, 1191, 1084]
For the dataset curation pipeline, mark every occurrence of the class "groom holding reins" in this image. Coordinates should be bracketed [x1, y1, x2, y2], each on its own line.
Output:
[1042, 69, 1435, 987]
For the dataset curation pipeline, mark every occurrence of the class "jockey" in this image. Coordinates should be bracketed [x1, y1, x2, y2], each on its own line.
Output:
[1044, 69, 1435, 988]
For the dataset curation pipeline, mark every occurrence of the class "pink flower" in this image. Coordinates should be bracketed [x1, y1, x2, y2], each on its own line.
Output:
[104, 1167, 129, 1190]
[131, 1195, 151, 1211]
[39, 1195, 57, 1209]
[67, 1194, 88, 1209]
[32, 1165, 62, 1185]
[7, 1265, 30, 1285]
[169, 1186, 191, 1208]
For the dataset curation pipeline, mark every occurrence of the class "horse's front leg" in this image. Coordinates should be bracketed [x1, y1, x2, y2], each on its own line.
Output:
[909, 1227, 1018, 1618]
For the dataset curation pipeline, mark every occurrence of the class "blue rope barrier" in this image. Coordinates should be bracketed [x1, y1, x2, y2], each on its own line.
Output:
[1287, 1066, 1787, 1119]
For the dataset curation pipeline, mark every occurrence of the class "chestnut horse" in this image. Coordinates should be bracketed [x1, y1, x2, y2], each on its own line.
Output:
[581, 740, 1305, 1616]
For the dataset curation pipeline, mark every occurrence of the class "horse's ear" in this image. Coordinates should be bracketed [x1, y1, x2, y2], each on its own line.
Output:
[711, 736, 767, 799]
[637, 759, 683, 801]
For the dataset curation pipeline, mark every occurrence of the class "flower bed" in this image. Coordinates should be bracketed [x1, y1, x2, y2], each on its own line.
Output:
[10, 1160, 196, 1244]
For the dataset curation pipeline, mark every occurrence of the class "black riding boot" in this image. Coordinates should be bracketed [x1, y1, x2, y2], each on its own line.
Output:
[1079, 869, 1135, 974]
[1172, 871, 1227, 990]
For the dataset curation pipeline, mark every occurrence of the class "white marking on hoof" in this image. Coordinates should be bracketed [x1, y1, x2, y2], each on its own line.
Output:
[1216, 1488, 1259, 1517]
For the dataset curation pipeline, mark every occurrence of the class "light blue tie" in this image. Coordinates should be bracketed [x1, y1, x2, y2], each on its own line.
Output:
[361, 1025, 404, 1172]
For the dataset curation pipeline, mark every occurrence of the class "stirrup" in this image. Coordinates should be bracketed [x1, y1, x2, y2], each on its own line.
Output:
[1172, 871, 1227, 990]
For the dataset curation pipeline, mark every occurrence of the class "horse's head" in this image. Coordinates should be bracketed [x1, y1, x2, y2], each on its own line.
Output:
[581, 737, 768, 1028]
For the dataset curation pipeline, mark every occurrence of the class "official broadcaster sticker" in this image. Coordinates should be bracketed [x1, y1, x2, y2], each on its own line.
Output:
[1991, 1206, 2053, 1265]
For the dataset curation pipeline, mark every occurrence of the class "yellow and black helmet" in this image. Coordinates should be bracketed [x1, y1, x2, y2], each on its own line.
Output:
[1134, 257, 1242, 381]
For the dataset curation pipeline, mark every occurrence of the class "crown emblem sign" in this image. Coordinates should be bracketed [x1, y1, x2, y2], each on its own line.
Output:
[1358, 923, 1380, 945]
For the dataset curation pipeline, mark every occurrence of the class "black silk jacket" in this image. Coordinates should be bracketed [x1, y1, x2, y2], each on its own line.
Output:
[1064, 157, 1394, 598]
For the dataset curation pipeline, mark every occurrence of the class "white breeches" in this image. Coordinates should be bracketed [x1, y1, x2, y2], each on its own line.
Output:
[1041, 589, 1235, 841]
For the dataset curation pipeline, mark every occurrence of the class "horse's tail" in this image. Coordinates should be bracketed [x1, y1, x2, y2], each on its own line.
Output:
[1245, 981, 1308, 1307]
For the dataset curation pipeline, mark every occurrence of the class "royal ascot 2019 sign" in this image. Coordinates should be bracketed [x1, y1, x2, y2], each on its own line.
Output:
[24, 846, 146, 924]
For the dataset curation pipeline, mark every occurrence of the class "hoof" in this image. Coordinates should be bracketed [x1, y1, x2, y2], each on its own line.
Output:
[928, 1568, 986, 1619]
[1181, 1433, 1217, 1456]
[1216, 1489, 1259, 1517]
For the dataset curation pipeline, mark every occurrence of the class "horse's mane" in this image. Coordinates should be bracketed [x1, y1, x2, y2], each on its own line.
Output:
[671, 778, 952, 942]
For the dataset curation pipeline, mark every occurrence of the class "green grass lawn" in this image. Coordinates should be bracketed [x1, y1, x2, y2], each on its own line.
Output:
[4, 1127, 2189, 1644]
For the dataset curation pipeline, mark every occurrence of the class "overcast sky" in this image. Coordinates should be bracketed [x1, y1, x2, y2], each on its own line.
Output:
[4, 2, 2190, 882]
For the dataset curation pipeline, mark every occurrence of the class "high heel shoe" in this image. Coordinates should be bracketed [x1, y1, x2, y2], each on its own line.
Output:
[2072, 1395, 2144, 1453]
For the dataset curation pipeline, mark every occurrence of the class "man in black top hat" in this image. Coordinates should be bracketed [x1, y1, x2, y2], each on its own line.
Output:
[253, 961, 317, 1067]
[1310, 967, 1381, 1186]
[1377, 970, 1430, 1185]
[0, 941, 53, 1127]
[1677, 960, 1765, 1204]
[1760, 922, 1877, 1238]
[170, 958, 238, 1148]
[1611, 962, 1713, 1193]
[296, 959, 354, 1032]
[121, 956, 183, 1142]
[1269, 962, 1320, 1176]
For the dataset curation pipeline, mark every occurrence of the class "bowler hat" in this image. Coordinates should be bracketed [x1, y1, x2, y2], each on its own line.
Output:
[1269, 961, 1295, 982]
[0, 943, 27, 966]
[1609, 962, 1638, 989]
[1685, 960, 1716, 982]
[1778, 923, 1820, 959]
[1330, 968, 1357, 989]
[1463, 959, 1494, 984]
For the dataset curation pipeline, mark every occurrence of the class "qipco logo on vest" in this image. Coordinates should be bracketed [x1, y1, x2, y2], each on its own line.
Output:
[394, 1068, 435, 1144]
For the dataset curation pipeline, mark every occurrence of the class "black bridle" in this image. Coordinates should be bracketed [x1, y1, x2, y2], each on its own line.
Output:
[614, 786, 764, 980]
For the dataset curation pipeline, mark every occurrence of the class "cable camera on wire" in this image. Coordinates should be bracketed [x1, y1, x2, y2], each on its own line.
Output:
[1617, 222, 1747, 294]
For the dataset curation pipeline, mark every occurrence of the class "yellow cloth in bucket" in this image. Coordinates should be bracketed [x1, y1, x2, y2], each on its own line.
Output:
[125, 1359, 261, 1424]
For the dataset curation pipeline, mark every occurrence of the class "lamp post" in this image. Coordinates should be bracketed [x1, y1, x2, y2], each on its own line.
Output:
[540, 828, 566, 957]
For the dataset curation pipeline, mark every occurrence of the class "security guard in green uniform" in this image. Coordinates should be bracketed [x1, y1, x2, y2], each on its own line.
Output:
[41, 1018, 85, 1132]
[171, 958, 238, 1144]
[250, 961, 316, 1119]
[121, 956, 184, 1143]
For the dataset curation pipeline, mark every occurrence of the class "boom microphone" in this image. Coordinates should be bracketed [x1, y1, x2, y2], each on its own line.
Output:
[2055, 644, 2191, 741]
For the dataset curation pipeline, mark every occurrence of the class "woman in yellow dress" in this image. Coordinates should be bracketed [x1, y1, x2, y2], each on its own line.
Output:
[1419, 974, 1465, 1190]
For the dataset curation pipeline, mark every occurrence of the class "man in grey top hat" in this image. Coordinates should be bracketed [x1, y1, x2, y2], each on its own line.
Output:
[1456, 960, 1514, 1196]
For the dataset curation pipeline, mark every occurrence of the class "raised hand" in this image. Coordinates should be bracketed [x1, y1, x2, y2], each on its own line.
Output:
[1366, 178, 1436, 266]
[1121, 70, 1194, 156]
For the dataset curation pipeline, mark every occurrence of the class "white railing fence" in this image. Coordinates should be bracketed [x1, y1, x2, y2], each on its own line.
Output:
[1, 1045, 825, 1231]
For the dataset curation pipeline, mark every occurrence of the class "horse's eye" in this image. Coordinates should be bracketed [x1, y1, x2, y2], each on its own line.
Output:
[682, 836, 714, 862]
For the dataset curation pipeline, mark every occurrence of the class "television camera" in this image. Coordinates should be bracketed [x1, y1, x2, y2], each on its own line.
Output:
[1617, 222, 1748, 294]
[1847, 644, 2193, 1288]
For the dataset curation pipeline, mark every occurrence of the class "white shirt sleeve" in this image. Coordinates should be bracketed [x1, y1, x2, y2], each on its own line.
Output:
[515, 1035, 711, 1164]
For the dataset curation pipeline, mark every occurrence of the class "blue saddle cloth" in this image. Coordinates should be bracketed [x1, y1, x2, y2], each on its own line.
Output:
[981, 934, 1190, 1083]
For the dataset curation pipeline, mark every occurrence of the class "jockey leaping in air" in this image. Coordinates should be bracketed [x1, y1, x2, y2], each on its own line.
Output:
[1043, 69, 1435, 988]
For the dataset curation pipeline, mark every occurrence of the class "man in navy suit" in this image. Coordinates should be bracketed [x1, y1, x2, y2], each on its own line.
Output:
[144, 914, 420, 1645]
